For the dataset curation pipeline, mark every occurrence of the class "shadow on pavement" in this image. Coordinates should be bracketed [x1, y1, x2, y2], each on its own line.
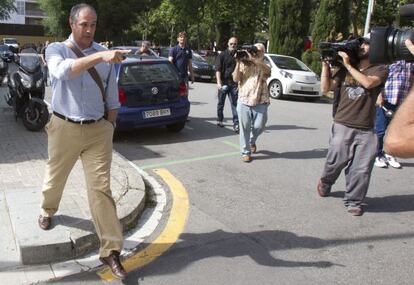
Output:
[253, 148, 328, 160]
[320, 191, 414, 213]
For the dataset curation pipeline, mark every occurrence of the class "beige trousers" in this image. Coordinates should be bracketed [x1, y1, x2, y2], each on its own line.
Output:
[41, 114, 123, 257]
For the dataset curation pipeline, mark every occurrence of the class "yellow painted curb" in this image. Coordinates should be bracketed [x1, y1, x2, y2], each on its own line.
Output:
[97, 168, 189, 281]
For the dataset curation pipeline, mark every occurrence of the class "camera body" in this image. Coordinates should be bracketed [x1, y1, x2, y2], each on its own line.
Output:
[369, 4, 414, 64]
[235, 45, 258, 60]
[318, 38, 362, 66]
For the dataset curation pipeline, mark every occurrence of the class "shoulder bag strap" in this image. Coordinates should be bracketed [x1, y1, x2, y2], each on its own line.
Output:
[64, 40, 106, 102]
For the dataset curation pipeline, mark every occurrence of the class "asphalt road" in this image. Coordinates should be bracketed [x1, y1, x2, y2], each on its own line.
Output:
[42, 82, 414, 285]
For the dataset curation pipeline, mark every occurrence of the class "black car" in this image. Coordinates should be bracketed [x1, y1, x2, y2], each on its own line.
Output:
[191, 52, 215, 82]
[159, 48, 215, 82]
[0, 44, 14, 62]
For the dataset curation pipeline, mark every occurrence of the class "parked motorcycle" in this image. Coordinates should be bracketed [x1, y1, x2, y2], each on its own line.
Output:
[4, 53, 49, 131]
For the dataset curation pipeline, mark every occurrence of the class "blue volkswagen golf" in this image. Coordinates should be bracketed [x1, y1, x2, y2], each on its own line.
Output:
[114, 56, 190, 132]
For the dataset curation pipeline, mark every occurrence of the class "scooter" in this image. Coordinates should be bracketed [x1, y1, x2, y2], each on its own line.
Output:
[4, 53, 49, 131]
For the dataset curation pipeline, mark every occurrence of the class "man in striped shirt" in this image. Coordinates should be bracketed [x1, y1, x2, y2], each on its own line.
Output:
[374, 60, 414, 168]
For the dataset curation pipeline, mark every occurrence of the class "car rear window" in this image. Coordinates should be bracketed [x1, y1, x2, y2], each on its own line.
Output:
[270, 55, 310, 71]
[119, 62, 178, 85]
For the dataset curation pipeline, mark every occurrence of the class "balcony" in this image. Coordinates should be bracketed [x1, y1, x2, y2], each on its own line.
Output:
[25, 9, 46, 18]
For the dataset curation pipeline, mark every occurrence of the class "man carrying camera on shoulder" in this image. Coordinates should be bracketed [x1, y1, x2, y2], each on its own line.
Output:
[384, 39, 414, 158]
[317, 35, 388, 216]
[232, 43, 271, 163]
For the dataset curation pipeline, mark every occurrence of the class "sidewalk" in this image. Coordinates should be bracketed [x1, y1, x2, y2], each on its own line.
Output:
[0, 91, 146, 269]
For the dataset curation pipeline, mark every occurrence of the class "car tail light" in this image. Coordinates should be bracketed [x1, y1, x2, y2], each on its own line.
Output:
[179, 83, 188, 96]
[118, 88, 126, 105]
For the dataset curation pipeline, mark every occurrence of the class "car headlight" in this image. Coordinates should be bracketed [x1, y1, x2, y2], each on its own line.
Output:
[20, 77, 31, 88]
[279, 70, 293, 79]
[36, 78, 43, 88]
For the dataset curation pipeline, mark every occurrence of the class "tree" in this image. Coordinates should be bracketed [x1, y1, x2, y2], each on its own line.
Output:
[311, 0, 350, 46]
[39, 0, 159, 43]
[0, 0, 16, 21]
[268, 0, 311, 58]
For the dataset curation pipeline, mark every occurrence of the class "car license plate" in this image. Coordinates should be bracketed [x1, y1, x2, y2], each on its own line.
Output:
[143, 108, 171, 119]
[301, 86, 313, 91]
[200, 75, 211, 79]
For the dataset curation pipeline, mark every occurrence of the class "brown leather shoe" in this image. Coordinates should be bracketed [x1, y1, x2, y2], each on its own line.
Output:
[242, 155, 252, 162]
[317, 180, 331, 197]
[38, 215, 52, 230]
[100, 251, 127, 280]
[250, 144, 257, 153]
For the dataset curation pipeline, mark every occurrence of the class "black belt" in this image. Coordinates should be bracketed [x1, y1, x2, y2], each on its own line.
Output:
[53, 112, 103, 125]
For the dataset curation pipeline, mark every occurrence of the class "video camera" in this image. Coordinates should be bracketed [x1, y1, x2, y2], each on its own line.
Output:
[318, 38, 363, 66]
[235, 45, 258, 60]
[370, 4, 414, 64]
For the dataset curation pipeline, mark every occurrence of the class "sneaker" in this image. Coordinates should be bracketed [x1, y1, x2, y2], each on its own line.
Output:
[384, 154, 401, 169]
[374, 156, 387, 168]
[217, 121, 224, 127]
[233, 124, 239, 133]
[347, 206, 363, 216]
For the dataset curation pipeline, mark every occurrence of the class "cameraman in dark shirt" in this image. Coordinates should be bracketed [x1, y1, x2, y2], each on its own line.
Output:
[317, 35, 388, 216]
[215, 37, 239, 133]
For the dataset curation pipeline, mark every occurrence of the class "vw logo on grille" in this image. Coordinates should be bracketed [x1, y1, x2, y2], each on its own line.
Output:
[151, 87, 159, 95]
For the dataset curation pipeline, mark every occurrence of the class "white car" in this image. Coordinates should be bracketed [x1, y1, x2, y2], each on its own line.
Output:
[264, 53, 321, 101]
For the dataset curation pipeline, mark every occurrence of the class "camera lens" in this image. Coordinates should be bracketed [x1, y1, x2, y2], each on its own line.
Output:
[370, 26, 414, 64]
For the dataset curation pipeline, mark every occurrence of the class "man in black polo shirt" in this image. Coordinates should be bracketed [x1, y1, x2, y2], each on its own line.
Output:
[215, 37, 239, 133]
[168, 31, 194, 88]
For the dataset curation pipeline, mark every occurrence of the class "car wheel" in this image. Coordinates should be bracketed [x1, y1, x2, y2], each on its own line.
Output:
[269, 80, 283, 99]
[166, 121, 186, 132]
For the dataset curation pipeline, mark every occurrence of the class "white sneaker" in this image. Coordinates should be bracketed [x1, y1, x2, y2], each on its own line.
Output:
[374, 156, 387, 168]
[384, 154, 401, 169]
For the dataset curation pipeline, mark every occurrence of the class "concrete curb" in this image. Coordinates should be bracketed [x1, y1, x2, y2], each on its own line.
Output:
[13, 151, 146, 265]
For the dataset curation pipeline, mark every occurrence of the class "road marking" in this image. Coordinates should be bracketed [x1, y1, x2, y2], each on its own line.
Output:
[141, 151, 239, 169]
[222, 140, 240, 150]
[97, 168, 189, 281]
[140, 140, 240, 170]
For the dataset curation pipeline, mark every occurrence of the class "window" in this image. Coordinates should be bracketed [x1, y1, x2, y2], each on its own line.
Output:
[16, 1, 25, 15]
[119, 62, 178, 85]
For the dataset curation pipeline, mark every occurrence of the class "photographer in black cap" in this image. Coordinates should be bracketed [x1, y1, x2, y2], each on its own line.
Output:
[385, 38, 414, 158]
[317, 34, 388, 216]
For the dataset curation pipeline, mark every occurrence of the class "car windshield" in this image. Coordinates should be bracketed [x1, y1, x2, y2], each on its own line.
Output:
[192, 53, 206, 62]
[4, 39, 17, 44]
[270, 55, 310, 71]
[119, 62, 178, 85]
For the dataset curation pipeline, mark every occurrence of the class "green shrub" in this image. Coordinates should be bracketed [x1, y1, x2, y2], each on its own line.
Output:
[301, 49, 322, 75]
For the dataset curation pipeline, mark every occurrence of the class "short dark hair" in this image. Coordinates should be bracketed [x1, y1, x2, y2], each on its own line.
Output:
[70, 3, 96, 22]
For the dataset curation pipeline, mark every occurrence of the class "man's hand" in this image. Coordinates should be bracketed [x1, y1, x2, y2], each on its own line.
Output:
[405, 39, 414, 55]
[338, 51, 351, 67]
[100, 50, 130, 64]
[376, 93, 384, 107]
